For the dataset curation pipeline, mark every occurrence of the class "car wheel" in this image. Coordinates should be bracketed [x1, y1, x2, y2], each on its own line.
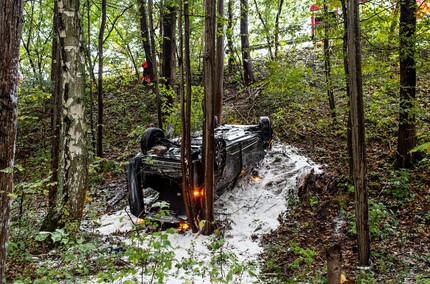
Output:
[127, 153, 145, 218]
[141, 128, 165, 154]
[259, 116, 273, 150]
[214, 138, 226, 171]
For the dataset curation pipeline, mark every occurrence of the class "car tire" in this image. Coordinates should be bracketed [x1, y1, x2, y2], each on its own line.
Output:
[214, 138, 226, 171]
[259, 116, 273, 150]
[127, 153, 145, 218]
[141, 128, 165, 154]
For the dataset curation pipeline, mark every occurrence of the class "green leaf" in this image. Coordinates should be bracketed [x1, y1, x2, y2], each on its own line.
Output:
[199, 220, 206, 229]
[411, 142, 430, 154]
[35, 232, 51, 242]
[1, 167, 13, 174]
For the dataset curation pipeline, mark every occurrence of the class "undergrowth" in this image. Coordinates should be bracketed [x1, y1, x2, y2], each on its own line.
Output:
[8, 43, 430, 283]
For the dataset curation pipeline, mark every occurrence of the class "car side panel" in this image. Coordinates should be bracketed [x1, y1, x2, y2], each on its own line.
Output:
[215, 142, 242, 192]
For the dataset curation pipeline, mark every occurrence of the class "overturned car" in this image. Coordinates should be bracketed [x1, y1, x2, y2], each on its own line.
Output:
[126, 117, 273, 223]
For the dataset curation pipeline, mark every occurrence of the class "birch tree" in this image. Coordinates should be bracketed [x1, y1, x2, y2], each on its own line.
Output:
[42, 0, 88, 230]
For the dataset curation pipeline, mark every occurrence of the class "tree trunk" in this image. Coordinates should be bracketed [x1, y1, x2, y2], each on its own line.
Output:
[326, 244, 342, 284]
[97, 0, 107, 158]
[214, 0, 225, 124]
[323, 2, 336, 126]
[397, 0, 417, 168]
[274, 0, 284, 58]
[203, 0, 216, 235]
[148, 0, 163, 128]
[85, 0, 97, 154]
[184, 1, 199, 230]
[139, 0, 155, 81]
[0, 0, 23, 281]
[49, 0, 62, 210]
[240, 0, 255, 85]
[161, 0, 177, 103]
[43, 0, 88, 230]
[347, 0, 370, 266]
[227, 0, 234, 74]
[179, 0, 198, 233]
[252, 0, 274, 60]
[340, 0, 353, 178]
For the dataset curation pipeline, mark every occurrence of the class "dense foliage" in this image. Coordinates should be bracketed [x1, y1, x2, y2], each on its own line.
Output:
[5, 0, 430, 282]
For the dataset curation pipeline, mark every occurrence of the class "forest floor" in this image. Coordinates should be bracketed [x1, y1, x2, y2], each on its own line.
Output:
[218, 64, 430, 282]
[259, 127, 430, 283]
[246, 95, 430, 282]
[7, 55, 430, 283]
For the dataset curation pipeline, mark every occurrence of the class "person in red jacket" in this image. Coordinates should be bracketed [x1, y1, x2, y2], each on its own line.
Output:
[142, 60, 151, 84]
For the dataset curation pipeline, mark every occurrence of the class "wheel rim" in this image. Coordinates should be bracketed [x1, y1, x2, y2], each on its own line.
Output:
[215, 139, 226, 170]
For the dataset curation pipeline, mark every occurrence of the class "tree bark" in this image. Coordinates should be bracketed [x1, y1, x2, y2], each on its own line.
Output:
[0, 0, 23, 281]
[179, 0, 198, 233]
[347, 0, 370, 266]
[240, 0, 255, 85]
[227, 0, 234, 74]
[214, 0, 225, 124]
[97, 0, 107, 158]
[274, 0, 284, 58]
[203, 0, 216, 235]
[340, 0, 353, 178]
[148, 0, 163, 128]
[161, 0, 177, 102]
[326, 244, 342, 284]
[49, 0, 62, 210]
[85, 0, 97, 154]
[184, 1, 200, 230]
[323, 2, 336, 126]
[252, 0, 274, 60]
[139, 0, 155, 81]
[43, 0, 88, 230]
[397, 0, 417, 168]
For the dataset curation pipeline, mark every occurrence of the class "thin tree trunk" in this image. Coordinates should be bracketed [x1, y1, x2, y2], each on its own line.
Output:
[22, 1, 37, 77]
[227, 0, 234, 74]
[215, 0, 225, 124]
[41, 0, 63, 231]
[85, 0, 97, 154]
[323, 2, 336, 126]
[162, 0, 177, 109]
[49, 0, 62, 209]
[240, 0, 255, 85]
[148, 0, 163, 128]
[184, 1, 199, 230]
[252, 0, 274, 59]
[347, 0, 370, 266]
[203, 0, 216, 235]
[274, 0, 284, 58]
[397, 0, 417, 168]
[179, 0, 198, 233]
[340, 0, 353, 177]
[97, 0, 107, 158]
[139, 0, 155, 80]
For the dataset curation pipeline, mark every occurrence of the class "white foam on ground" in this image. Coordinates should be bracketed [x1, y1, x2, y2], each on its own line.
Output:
[93, 143, 320, 283]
